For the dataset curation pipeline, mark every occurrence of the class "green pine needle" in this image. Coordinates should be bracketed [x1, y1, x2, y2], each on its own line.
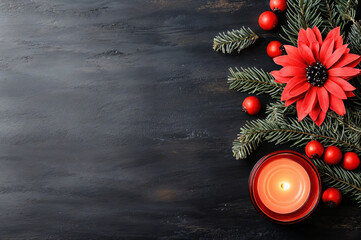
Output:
[228, 67, 283, 99]
[347, 20, 361, 55]
[213, 27, 259, 54]
[339, 0, 358, 22]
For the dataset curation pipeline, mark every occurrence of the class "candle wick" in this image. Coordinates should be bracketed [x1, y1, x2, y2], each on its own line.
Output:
[281, 182, 290, 190]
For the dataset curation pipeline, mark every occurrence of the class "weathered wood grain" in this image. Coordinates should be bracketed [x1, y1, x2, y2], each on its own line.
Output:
[0, 0, 359, 239]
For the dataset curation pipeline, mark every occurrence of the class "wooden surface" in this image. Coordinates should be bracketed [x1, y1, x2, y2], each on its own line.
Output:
[0, 0, 360, 239]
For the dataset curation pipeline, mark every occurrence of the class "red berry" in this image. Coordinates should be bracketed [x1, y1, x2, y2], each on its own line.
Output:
[305, 140, 324, 159]
[242, 96, 261, 115]
[267, 41, 283, 58]
[322, 188, 342, 208]
[270, 0, 287, 12]
[342, 152, 360, 170]
[323, 146, 342, 165]
[258, 11, 278, 31]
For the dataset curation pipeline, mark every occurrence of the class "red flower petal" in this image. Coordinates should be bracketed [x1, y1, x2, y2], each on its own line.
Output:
[281, 76, 308, 101]
[298, 28, 309, 46]
[282, 80, 308, 100]
[298, 43, 316, 65]
[312, 26, 323, 45]
[325, 27, 340, 43]
[284, 45, 307, 65]
[279, 66, 306, 77]
[332, 53, 361, 68]
[283, 45, 300, 55]
[297, 99, 307, 121]
[302, 86, 317, 114]
[324, 80, 347, 99]
[346, 91, 355, 97]
[285, 97, 298, 106]
[328, 67, 361, 77]
[271, 70, 293, 83]
[317, 87, 329, 112]
[347, 60, 361, 68]
[320, 39, 334, 63]
[324, 44, 348, 69]
[288, 82, 310, 97]
[310, 41, 320, 61]
[315, 110, 327, 126]
[330, 95, 346, 115]
[283, 75, 307, 87]
[328, 76, 356, 91]
[335, 35, 344, 49]
[309, 103, 321, 121]
[273, 55, 307, 67]
[306, 28, 317, 45]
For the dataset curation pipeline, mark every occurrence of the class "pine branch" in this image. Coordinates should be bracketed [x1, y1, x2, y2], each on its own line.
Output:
[331, 110, 361, 133]
[213, 27, 259, 54]
[347, 20, 361, 55]
[228, 67, 283, 98]
[233, 109, 361, 160]
[313, 159, 361, 206]
[265, 102, 296, 123]
[320, 0, 350, 33]
[322, 0, 338, 29]
[266, 101, 361, 134]
[339, 0, 358, 21]
[281, 0, 324, 45]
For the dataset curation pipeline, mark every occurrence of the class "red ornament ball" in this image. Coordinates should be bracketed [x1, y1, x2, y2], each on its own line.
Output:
[342, 152, 360, 170]
[305, 140, 324, 159]
[270, 0, 287, 12]
[323, 146, 342, 165]
[267, 41, 284, 58]
[258, 11, 278, 31]
[242, 96, 261, 115]
[322, 188, 342, 208]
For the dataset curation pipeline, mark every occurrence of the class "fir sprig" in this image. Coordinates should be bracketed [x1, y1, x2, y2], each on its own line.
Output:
[228, 67, 283, 99]
[281, 0, 324, 45]
[347, 20, 361, 55]
[232, 107, 361, 160]
[265, 102, 295, 122]
[339, 0, 358, 22]
[320, 0, 348, 33]
[313, 159, 361, 206]
[213, 27, 259, 54]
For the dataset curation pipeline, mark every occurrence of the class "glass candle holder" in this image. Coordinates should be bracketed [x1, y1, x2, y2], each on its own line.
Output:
[249, 150, 321, 224]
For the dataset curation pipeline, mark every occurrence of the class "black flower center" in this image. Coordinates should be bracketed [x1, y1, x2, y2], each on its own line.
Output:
[306, 62, 328, 87]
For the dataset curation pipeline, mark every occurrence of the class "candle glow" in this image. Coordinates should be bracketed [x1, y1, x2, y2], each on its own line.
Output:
[281, 182, 290, 190]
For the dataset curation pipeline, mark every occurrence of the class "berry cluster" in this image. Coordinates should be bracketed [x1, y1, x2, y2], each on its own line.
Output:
[306, 62, 328, 87]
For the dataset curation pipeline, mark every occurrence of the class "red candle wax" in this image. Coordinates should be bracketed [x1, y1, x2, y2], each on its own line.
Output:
[249, 150, 321, 224]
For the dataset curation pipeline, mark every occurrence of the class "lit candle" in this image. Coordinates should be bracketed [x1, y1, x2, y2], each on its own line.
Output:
[249, 151, 321, 224]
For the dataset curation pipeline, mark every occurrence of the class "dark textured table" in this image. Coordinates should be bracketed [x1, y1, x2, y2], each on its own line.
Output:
[0, 0, 360, 239]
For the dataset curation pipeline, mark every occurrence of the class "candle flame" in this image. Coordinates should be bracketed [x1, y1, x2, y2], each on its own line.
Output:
[281, 182, 290, 190]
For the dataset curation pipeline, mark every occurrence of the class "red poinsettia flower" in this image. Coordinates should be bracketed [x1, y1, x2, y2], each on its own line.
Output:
[271, 26, 361, 126]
